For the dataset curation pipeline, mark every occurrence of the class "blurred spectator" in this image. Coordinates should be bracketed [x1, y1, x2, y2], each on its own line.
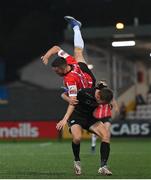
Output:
[136, 94, 146, 105]
[119, 102, 126, 120]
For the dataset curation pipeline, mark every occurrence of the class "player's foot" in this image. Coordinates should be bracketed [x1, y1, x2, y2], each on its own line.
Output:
[64, 16, 82, 28]
[98, 166, 112, 176]
[91, 146, 96, 153]
[74, 161, 81, 175]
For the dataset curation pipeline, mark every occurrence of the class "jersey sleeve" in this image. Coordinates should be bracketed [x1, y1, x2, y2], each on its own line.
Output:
[64, 77, 78, 97]
[58, 49, 77, 65]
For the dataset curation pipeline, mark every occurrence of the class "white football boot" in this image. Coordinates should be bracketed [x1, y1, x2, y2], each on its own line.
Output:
[74, 161, 81, 175]
[98, 165, 112, 176]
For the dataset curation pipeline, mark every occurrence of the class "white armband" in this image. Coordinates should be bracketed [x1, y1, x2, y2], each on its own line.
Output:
[58, 50, 69, 59]
[68, 85, 77, 97]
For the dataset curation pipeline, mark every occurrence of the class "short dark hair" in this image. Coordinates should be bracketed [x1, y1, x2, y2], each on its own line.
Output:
[51, 57, 67, 68]
[100, 88, 113, 104]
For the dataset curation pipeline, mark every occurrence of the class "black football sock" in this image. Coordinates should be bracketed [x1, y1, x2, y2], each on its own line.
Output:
[100, 141, 110, 167]
[72, 141, 80, 161]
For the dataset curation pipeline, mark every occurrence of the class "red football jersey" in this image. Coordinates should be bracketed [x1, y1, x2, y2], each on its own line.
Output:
[58, 50, 93, 96]
[93, 104, 112, 119]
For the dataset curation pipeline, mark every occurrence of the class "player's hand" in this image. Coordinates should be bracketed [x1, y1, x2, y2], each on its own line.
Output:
[56, 119, 67, 131]
[69, 99, 79, 105]
[41, 55, 49, 65]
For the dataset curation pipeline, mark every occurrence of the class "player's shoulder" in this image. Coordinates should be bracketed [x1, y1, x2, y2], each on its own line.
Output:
[80, 87, 95, 93]
[78, 88, 95, 96]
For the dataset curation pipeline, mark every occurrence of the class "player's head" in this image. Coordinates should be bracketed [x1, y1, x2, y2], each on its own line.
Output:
[95, 88, 113, 104]
[51, 57, 68, 76]
[95, 80, 108, 90]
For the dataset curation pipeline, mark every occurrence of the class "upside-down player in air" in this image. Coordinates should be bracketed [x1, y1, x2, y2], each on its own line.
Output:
[41, 17, 95, 129]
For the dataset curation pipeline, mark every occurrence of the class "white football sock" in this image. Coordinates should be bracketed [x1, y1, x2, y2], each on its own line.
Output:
[91, 134, 97, 147]
[73, 25, 84, 49]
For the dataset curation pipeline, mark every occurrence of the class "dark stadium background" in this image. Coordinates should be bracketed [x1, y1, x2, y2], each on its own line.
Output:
[0, 0, 150, 81]
[0, 0, 151, 135]
[0, 1, 151, 178]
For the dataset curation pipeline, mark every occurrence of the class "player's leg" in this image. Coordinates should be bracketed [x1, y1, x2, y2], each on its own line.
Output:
[99, 121, 112, 174]
[70, 124, 82, 175]
[71, 124, 82, 161]
[104, 122, 111, 140]
[89, 122, 112, 175]
[91, 133, 97, 153]
[64, 16, 86, 64]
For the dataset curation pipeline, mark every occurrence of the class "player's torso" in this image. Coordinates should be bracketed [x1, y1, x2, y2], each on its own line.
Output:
[75, 88, 98, 115]
[64, 64, 91, 90]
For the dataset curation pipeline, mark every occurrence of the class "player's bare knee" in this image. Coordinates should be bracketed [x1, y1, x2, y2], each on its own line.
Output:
[74, 47, 83, 54]
[101, 133, 110, 143]
[96, 128, 110, 143]
[73, 136, 81, 144]
[74, 48, 84, 61]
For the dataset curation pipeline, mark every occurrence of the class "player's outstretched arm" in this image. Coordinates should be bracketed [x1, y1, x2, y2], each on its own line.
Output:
[56, 104, 75, 131]
[41, 45, 61, 65]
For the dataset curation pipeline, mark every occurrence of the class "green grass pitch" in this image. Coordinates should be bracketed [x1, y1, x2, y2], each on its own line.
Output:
[0, 138, 151, 179]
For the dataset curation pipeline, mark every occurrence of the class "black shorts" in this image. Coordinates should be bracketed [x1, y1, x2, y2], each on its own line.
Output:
[68, 110, 111, 131]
